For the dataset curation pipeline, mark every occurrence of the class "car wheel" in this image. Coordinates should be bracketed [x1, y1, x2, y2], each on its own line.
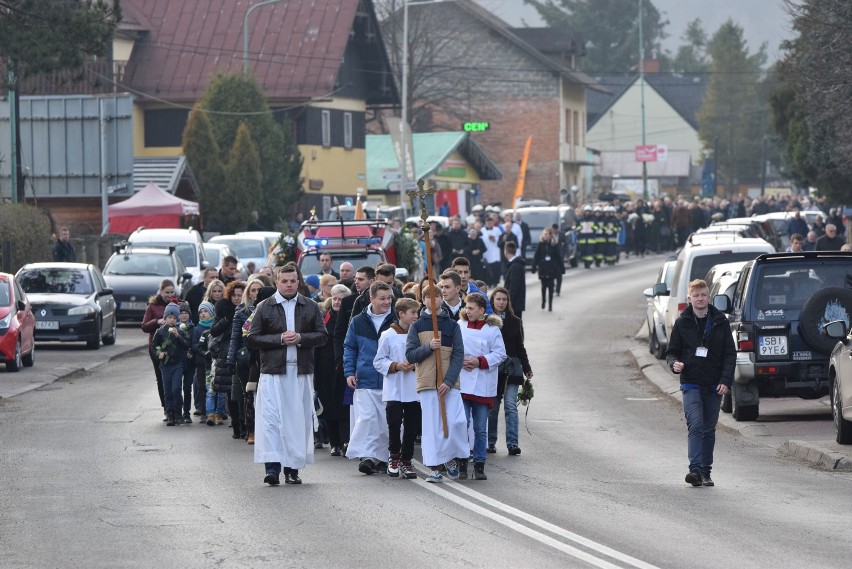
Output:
[648, 324, 656, 354]
[720, 392, 732, 413]
[22, 342, 34, 367]
[833, 380, 852, 444]
[86, 320, 102, 350]
[103, 316, 117, 346]
[6, 339, 22, 372]
[653, 331, 666, 360]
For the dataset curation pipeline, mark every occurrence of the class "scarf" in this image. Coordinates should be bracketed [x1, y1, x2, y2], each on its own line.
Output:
[198, 317, 213, 329]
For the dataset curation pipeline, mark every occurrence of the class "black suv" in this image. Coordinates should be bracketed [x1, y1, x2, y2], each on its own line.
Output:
[714, 252, 852, 421]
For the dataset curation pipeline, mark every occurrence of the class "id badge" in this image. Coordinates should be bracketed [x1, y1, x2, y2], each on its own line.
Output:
[695, 347, 708, 358]
[545, 255, 551, 261]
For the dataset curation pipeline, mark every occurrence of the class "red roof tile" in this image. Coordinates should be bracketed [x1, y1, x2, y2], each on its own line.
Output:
[123, 0, 359, 102]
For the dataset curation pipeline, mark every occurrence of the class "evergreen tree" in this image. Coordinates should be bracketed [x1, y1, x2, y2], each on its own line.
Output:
[696, 20, 768, 194]
[671, 19, 709, 74]
[524, 0, 668, 73]
[222, 122, 262, 233]
[199, 74, 303, 230]
[182, 107, 224, 231]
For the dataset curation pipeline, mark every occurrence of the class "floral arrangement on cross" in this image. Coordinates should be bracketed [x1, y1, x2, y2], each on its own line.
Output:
[273, 231, 299, 266]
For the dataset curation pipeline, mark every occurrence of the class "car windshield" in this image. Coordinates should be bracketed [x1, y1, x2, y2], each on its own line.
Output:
[213, 238, 266, 259]
[753, 261, 852, 320]
[689, 253, 767, 282]
[299, 251, 384, 275]
[0, 281, 10, 306]
[142, 242, 197, 268]
[104, 254, 175, 277]
[18, 268, 93, 295]
[204, 247, 222, 267]
[519, 210, 558, 229]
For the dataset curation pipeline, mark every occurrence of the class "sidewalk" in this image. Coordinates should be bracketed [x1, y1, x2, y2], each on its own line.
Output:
[0, 335, 147, 400]
[631, 326, 852, 471]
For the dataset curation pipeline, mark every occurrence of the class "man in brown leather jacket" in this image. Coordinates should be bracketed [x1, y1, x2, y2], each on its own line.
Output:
[246, 265, 327, 486]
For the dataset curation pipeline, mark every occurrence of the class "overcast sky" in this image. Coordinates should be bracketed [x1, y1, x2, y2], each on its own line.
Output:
[474, 0, 794, 63]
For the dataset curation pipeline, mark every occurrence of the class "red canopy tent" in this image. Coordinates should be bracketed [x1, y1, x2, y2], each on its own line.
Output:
[108, 182, 201, 234]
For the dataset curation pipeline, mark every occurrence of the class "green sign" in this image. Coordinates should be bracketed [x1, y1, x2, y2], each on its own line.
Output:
[463, 122, 490, 132]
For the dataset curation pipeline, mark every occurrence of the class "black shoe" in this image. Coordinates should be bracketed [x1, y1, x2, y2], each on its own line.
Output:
[183, 415, 192, 424]
[284, 468, 302, 484]
[314, 441, 324, 449]
[264, 472, 280, 486]
[193, 410, 203, 416]
[359, 458, 377, 475]
[473, 461, 487, 480]
[487, 444, 496, 454]
[508, 445, 521, 456]
[232, 431, 242, 439]
[457, 458, 468, 480]
[166, 413, 176, 426]
[330, 446, 341, 456]
[685, 470, 702, 487]
[415, 435, 421, 446]
[701, 472, 714, 487]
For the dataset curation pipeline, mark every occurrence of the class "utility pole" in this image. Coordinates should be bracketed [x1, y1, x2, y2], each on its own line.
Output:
[7, 65, 18, 204]
[400, 0, 411, 216]
[639, 0, 648, 201]
[759, 135, 767, 197]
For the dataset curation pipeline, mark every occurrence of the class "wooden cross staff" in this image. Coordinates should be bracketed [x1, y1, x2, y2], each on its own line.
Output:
[407, 179, 449, 438]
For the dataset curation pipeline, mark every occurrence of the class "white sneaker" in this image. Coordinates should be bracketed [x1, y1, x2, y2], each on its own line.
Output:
[426, 471, 443, 483]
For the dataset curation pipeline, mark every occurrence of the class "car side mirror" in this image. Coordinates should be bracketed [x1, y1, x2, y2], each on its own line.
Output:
[712, 294, 732, 313]
[182, 272, 193, 283]
[652, 282, 668, 296]
[824, 319, 848, 340]
[15, 299, 25, 312]
[201, 260, 210, 269]
[99, 287, 114, 297]
[643, 287, 654, 298]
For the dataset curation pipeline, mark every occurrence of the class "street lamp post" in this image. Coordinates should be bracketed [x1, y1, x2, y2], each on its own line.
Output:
[243, 0, 284, 76]
[639, 0, 648, 202]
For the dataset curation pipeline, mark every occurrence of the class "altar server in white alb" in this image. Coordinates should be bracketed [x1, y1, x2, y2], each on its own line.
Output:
[405, 284, 468, 483]
[344, 281, 396, 475]
[246, 265, 327, 486]
[373, 297, 422, 479]
[458, 292, 506, 480]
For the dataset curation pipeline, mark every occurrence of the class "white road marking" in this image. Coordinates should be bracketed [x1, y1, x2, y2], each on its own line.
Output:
[625, 397, 660, 401]
[411, 460, 659, 569]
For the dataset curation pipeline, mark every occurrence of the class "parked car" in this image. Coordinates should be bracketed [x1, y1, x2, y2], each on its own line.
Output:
[664, 238, 775, 342]
[126, 227, 209, 284]
[826, 321, 852, 444]
[711, 218, 782, 251]
[103, 247, 191, 321]
[714, 251, 852, 421]
[208, 233, 271, 275]
[0, 272, 35, 371]
[510, 206, 578, 267]
[16, 263, 117, 350]
[643, 258, 677, 359]
[704, 261, 748, 300]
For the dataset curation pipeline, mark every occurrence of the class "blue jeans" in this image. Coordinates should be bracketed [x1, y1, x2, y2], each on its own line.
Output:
[160, 363, 184, 415]
[682, 388, 722, 474]
[265, 462, 281, 475]
[205, 383, 227, 417]
[488, 383, 519, 447]
[463, 399, 490, 463]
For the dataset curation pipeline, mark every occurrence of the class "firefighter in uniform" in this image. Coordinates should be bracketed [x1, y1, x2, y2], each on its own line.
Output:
[603, 205, 619, 266]
[576, 205, 596, 269]
[592, 206, 605, 268]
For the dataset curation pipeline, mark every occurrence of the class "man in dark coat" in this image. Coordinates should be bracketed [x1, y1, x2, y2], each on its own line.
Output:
[816, 224, 844, 251]
[183, 267, 218, 324]
[52, 227, 76, 262]
[502, 241, 526, 318]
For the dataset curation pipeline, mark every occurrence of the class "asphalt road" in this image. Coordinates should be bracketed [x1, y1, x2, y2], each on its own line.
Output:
[2, 260, 851, 569]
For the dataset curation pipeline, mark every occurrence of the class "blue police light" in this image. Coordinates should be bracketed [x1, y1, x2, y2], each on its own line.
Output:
[304, 238, 329, 247]
[345, 199, 353, 206]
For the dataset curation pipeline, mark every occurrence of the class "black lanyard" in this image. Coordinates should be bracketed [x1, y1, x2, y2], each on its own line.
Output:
[693, 314, 712, 348]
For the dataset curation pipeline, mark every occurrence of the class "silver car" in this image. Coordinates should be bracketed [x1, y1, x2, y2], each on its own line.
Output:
[826, 321, 852, 444]
[643, 258, 676, 359]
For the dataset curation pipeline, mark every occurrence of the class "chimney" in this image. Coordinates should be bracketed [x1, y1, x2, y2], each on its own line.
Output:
[642, 59, 660, 74]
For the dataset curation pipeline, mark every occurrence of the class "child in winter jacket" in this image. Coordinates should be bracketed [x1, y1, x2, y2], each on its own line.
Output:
[153, 302, 190, 426]
[178, 302, 196, 423]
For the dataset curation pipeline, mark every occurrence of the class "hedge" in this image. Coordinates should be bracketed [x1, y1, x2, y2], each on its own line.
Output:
[0, 204, 53, 273]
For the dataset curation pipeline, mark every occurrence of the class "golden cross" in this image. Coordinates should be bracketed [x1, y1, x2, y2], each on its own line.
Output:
[407, 178, 436, 227]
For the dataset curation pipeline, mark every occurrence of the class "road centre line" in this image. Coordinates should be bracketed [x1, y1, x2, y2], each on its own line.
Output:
[411, 461, 660, 569]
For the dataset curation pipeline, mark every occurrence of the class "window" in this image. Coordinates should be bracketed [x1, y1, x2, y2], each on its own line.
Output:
[17, 268, 94, 295]
[565, 110, 572, 144]
[572, 111, 579, 148]
[344, 112, 353, 149]
[321, 110, 331, 148]
[143, 109, 190, 147]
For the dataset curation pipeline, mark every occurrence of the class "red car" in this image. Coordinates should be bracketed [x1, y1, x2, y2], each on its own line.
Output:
[0, 272, 35, 372]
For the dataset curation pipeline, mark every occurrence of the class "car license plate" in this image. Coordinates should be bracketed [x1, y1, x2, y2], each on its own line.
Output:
[121, 302, 148, 311]
[759, 336, 787, 356]
[35, 320, 59, 330]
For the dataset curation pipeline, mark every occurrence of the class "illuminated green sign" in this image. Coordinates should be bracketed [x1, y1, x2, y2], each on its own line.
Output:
[463, 122, 490, 132]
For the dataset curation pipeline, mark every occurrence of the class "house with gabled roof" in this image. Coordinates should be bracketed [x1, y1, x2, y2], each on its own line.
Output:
[118, 0, 398, 218]
[383, 0, 603, 209]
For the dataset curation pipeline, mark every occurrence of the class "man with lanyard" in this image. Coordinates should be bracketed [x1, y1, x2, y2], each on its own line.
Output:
[247, 265, 328, 485]
[665, 279, 735, 487]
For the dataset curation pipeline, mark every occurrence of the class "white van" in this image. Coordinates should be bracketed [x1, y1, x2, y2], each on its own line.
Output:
[664, 238, 775, 342]
[126, 227, 209, 285]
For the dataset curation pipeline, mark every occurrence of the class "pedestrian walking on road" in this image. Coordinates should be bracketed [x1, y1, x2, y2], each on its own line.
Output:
[502, 241, 526, 318]
[246, 265, 328, 486]
[531, 227, 563, 312]
[142, 279, 178, 421]
[153, 301, 190, 426]
[665, 279, 735, 487]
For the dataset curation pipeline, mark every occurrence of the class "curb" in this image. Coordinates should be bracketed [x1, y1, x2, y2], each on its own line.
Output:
[630, 326, 852, 472]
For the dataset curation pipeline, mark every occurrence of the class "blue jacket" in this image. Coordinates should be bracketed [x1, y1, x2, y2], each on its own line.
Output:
[343, 308, 395, 390]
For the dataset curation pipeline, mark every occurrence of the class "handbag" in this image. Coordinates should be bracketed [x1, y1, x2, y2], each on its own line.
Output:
[498, 356, 524, 379]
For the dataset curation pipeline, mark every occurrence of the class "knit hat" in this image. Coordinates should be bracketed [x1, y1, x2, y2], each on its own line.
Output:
[179, 301, 191, 314]
[163, 301, 181, 320]
[305, 274, 321, 290]
[198, 301, 216, 318]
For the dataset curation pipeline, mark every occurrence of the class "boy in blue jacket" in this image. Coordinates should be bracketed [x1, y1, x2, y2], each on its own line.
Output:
[344, 281, 395, 475]
[153, 302, 190, 426]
